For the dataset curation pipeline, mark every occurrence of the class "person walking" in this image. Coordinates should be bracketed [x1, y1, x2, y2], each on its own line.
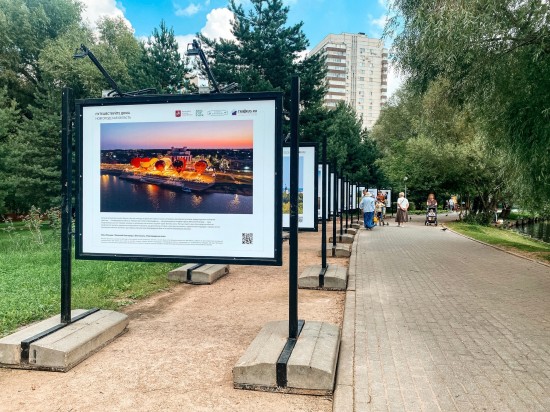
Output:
[359, 190, 376, 230]
[396, 191, 409, 227]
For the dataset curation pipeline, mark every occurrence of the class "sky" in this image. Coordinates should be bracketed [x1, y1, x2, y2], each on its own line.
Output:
[101, 120, 254, 150]
[82, 0, 404, 95]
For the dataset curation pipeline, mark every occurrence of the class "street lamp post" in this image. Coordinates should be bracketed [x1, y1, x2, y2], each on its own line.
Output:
[404, 176, 408, 198]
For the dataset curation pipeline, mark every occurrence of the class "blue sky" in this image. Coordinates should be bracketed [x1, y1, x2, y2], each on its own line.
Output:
[118, 0, 389, 47]
[82, 0, 402, 93]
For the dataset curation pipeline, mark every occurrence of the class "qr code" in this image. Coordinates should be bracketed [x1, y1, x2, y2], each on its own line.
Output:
[242, 233, 253, 244]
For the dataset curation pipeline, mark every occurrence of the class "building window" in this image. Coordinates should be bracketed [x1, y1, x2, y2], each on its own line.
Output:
[359, 77, 365, 81]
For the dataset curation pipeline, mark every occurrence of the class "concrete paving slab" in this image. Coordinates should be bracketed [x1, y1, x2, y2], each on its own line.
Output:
[167, 264, 229, 284]
[335, 214, 550, 411]
[30, 310, 128, 371]
[318, 245, 351, 258]
[298, 264, 347, 290]
[287, 321, 340, 395]
[329, 234, 355, 244]
[0, 310, 87, 365]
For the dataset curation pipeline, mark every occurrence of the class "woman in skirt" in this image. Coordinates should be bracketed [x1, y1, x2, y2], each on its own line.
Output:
[396, 192, 409, 227]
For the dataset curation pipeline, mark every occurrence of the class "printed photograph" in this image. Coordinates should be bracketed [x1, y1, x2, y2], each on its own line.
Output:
[282, 155, 304, 214]
[100, 120, 254, 214]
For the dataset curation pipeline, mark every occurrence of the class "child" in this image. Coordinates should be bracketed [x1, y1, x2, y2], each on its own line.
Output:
[375, 200, 385, 226]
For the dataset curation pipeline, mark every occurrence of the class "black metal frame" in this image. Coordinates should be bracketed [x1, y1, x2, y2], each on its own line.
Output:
[332, 165, 338, 252]
[275, 76, 305, 387]
[317, 163, 329, 221]
[319, 133, 328, 287]
[74, 92, 283, 266]
[282, 142, 318, 232]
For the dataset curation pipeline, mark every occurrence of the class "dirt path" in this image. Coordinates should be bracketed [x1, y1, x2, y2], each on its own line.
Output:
[0, 223, 346, 411]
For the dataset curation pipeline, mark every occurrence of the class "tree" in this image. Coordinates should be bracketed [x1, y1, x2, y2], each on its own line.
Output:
[200, 0, 326, 109]
[142, 20, 191, 93]
[325, 103, 381, 184]
[372, 80, 511, 216]
[387, 0, 550, 206]
[0, 0, 82, 112]
[4, 85, 62, 213]
[0, 87, 21, 213]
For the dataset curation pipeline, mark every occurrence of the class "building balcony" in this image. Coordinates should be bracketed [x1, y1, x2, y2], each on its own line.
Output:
[325, 47, 346, 53]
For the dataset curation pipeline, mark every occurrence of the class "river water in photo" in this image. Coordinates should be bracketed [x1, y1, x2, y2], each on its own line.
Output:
[100, 174, 252, 214]
[512, 221, 550, 244]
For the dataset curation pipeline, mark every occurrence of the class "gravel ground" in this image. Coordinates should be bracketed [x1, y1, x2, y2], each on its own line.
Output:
[0, 223, 347, 412]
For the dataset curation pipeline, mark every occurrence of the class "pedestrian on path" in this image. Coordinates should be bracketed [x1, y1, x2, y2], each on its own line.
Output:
[396, 191, 409, 227]
[359, 190, 376, 230]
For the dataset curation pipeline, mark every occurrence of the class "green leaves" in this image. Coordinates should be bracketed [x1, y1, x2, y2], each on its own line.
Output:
[143, 20, 191, 93]
[387, 0, 550, 209]
[200, 0, 326, 110]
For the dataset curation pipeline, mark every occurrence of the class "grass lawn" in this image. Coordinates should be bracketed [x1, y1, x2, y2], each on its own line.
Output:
[447, 222, 550, 264]
[0, 225, 179, 337]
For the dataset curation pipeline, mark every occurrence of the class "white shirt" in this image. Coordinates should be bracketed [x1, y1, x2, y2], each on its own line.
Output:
[397, 197, 409, 210]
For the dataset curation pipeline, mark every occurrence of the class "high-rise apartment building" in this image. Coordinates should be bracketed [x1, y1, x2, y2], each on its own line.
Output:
[310, 33, 388, 129]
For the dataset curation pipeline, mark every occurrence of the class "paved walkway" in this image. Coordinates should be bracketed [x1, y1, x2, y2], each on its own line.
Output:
[334, 214, 550, 411]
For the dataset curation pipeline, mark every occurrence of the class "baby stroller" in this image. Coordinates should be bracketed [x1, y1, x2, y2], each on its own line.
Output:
[425, 206, 438, 226]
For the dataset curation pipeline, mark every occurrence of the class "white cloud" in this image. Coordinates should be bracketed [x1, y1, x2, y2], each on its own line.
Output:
[175, 2, 201, 17]
[294, 49, 309, 63]
[371, 15, 388, 29]
[81, 0, 132, 31]
[201, 8, 235, 41]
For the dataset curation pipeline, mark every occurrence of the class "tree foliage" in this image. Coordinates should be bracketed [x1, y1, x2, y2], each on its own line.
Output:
[0, 0, 82, 112]
[200, 0, 326, 109]
[5, 85, 63, 212]
[372, 79, 511, 213]
[387, 0, 550, 206]
[0, 2, 195, 213]
[143, 20, 192, 93]
[0, 87, 21, 212]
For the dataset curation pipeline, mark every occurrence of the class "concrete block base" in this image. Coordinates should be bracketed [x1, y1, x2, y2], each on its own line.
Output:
[345, 228, 357, 235]
[233, 320, 340, 395]
[168, 264, 229, 285]
[298, 264, 348, 290]
[0, 309, 128, 372]
[318, 245, 351, 258]
[329, 234, 354, 244]
[350, 223, 361, 229]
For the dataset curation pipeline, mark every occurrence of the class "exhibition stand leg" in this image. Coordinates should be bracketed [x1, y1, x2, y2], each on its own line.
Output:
[0, 88, 128, 371]
[233, 76, 340, 395]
